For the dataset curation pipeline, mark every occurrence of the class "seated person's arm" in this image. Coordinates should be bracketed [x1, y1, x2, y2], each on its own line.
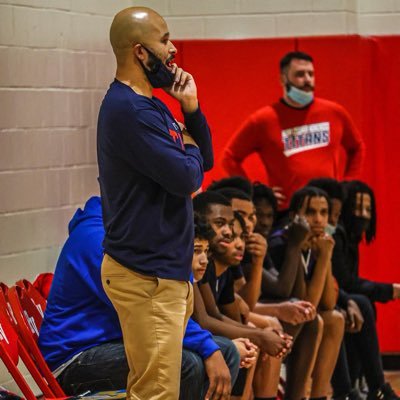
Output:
[238, 233, 267, 310]
[183, 317, 232, 400]
[194, 283, 291, 357]
[194, 282, 256, 336]
[220, 301, 242, 323]
[264, 219, 308, 298]
[319, 262, 338, 311]
[197, 282, 248, 328]
[302, 235, 334, 307]
[234, 276, 246, 293]
[198, 282, 225, 320]
[351, 277, 395, 303]
[291, 257, 307, 301]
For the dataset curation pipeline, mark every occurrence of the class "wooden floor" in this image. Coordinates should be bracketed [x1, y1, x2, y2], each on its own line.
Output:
[385, 371, 400, 394]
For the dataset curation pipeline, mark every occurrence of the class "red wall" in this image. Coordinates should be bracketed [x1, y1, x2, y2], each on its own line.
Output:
[156, 35, 400, 352]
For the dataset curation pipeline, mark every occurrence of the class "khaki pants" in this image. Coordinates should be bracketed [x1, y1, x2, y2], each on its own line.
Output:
[101, 254, 193, 400]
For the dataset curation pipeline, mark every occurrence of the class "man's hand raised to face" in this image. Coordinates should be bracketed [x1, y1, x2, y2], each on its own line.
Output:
[204, 350, 232, 400]
[246, 233, 267, 262]
[287, 215, 310, 246]
[312, 233, 335, 259]
[164, 64, 198, 113]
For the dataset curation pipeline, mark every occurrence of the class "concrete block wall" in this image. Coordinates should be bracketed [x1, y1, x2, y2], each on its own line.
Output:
[0, 0, 399, 394]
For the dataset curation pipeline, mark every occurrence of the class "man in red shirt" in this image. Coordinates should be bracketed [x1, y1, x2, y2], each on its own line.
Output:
[221, 51, 365, 209]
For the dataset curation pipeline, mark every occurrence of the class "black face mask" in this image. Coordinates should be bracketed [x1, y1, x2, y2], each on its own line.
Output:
[139, 46, 175, 88]
[350, 216, 370, 242]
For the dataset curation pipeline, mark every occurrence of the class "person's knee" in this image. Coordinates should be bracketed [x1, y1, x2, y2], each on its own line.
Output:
[304, 313, 324, 341]
[320, 309, 345, 337]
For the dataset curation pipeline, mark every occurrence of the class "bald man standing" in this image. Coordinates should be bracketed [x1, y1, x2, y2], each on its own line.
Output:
[97, 7, 213, 400]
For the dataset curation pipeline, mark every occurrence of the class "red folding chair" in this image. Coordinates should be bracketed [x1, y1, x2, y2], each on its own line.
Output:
[16, 279, 47, 319]
[7, 285, 66, 397]
[0, 283, 9, 316]
[0, 304, 41, 400]
[0, 294, 71, 399]
[32, 272, 54, 300]
[0, 282, 18, 328]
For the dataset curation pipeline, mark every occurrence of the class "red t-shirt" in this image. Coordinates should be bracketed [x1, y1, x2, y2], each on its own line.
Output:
[222, 98, 365, 208]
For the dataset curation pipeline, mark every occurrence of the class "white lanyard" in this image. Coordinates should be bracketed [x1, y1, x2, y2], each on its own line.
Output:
[301, 249, 311, 274]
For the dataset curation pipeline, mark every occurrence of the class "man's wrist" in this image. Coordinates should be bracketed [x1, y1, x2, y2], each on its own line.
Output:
[318, 252, 331, 263]
[181, 97, 199, 113]
[205, 349, 221, 361]
[251, 255, 265, 265]
[251, 331, 262, 348]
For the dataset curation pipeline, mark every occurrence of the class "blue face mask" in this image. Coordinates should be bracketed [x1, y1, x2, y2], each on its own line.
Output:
[325, 223, 336, 236]
[286, 83, 314, 106]
[139, 45, 175, 88]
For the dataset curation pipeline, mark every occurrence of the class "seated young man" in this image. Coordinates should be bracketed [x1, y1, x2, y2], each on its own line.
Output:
[311, 178, 399, 400]
[192, 213, 258, 371]
[248, 182, 325, 399]
[38, 196, 240, 399]
[208, 177, 264, 309]
[193, 191, 293, 400]
[339, 180, 400, 303]
[268, 187, 345, 400]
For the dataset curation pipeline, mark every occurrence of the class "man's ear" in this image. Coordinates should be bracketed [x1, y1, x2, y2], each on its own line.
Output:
[279, 73, 286, 86]
[133, 43, 145, 61]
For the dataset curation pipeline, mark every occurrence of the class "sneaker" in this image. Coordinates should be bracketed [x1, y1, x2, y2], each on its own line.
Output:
[367, 383, 400, 400]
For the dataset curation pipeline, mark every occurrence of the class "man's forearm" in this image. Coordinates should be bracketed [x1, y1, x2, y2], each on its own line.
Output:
[305, 255, 330, 307]
[199, 311, 259, 342]
[253, 302, 281, 318]
[239, 259, 263, 310]
[264, 244, 302, 298]
[319, 265, 337, 310]
[183, 106, 213, 171]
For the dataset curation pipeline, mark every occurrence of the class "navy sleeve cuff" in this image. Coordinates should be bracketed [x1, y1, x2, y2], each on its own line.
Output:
[182, 104, 202, 124]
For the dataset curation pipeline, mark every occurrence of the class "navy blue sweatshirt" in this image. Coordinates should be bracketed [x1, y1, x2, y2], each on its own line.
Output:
[97, 80, 213, 281]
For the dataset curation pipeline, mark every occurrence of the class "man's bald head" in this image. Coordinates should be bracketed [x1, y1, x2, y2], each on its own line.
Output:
[110, 7, 167, 58]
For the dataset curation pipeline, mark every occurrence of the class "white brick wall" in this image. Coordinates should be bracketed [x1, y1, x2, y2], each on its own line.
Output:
[0, 0, 399, 394]
[163, 0, 400, 38]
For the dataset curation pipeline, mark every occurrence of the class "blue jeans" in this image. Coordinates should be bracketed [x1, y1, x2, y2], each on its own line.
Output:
[180, 336, 240, 400]
[58, 336, 239, 399]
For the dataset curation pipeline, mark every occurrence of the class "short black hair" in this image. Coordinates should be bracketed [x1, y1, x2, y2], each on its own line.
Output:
[289, 186, 331, 214]
[214, 187, 252, 202]
[252, 182, 278, 215]
[341, 180, 376, 244]
[233, 211, 246, 233]
[280, 51, 313, 73]
[307, 178, 344, 202]
[207, 176, 253, 197]
[194, 213, 215, 242]
[193, 191, 231, 216]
